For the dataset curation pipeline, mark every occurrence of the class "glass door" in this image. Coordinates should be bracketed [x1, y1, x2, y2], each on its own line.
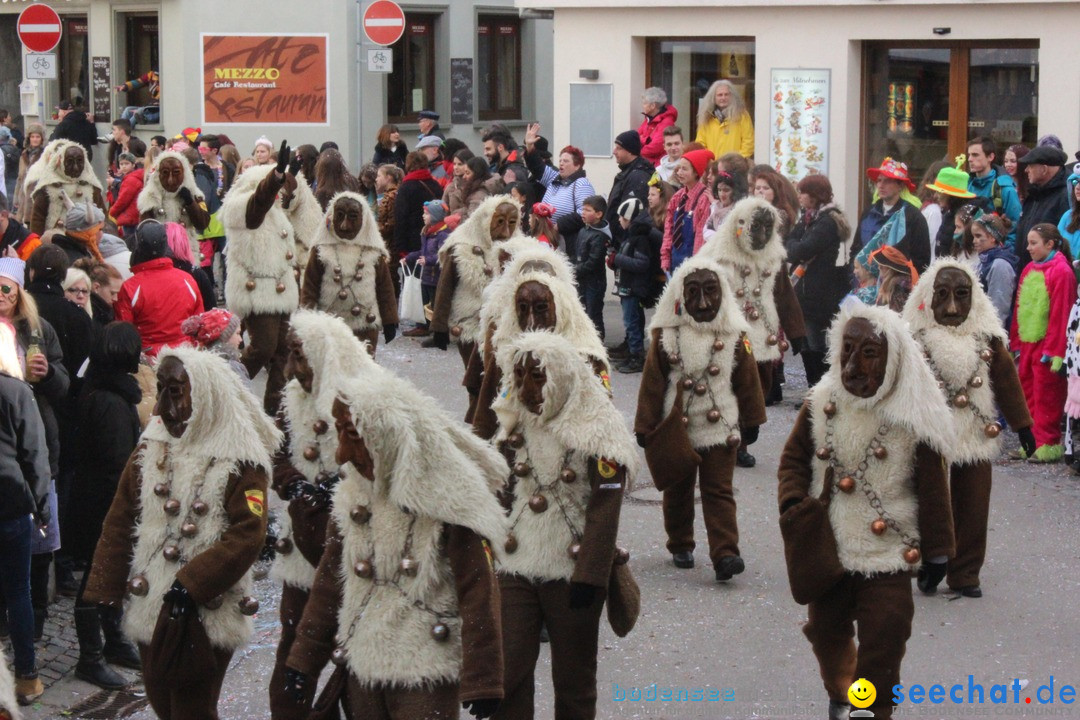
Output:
[967, 48, 1038, 147]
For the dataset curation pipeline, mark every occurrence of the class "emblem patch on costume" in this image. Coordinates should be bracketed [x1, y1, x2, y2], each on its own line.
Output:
[597, 458, 619, 479]
[742, 337, 753, 356]
[245, 489, 265, 517]
[482, 539, 494, 568]
[599, 372, 612, 393]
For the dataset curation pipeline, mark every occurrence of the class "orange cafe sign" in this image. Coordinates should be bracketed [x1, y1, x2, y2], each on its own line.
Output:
[202, 34, 329, 125]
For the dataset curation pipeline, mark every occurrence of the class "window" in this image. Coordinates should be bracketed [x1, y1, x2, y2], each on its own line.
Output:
[646, 38, 756, 140]
[387, 13, 437, 124]
[54, 15, 89, 116]
[477, 15, 521, 121]
[120, 13, 160, 111]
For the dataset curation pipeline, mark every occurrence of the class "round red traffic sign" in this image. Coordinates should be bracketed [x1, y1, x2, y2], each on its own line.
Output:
[17, 4, 62, 54]
[363, 0, 405, 46]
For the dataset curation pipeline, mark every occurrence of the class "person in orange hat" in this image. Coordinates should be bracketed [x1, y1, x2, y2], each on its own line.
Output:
[857, 157, 932, 274]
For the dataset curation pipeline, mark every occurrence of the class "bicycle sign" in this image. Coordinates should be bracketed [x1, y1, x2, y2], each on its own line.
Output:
[25, 53, 57, 80]
[367, 48, 392, 73]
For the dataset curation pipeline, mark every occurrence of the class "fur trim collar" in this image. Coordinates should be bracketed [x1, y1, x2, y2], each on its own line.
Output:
[903, 258, 1006, 341]
[648, 254, 750, 337]
[700, 196, 786, 269]
[141, 346, 281, 469]
[288, 309, 378, 403]
[137, 151, 203, 216]
[492, 331, 638, 473]
[312, 191, 386, 254]
[818, 302, 955, 453]
[33, 139, 102, 191]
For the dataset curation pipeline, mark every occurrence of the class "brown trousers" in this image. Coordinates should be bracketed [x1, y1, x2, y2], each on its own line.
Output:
[663, 444, 739, 563]
[241, 312, 291, 415]
[269, 584, 311, 720]
[948, 460, 991, 590]
[458, 340, 478, 424]
[139, 643, 233, 720]
[346, 674, 459, 719]
[803, 572, 913, 720]
[493, 574, 606, 720]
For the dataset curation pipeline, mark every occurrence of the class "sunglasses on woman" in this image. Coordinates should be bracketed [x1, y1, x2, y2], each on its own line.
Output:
[0, 284, 16, 295]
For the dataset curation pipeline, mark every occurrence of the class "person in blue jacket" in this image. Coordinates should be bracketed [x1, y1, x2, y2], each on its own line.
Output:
[967, 136, 1021, 249]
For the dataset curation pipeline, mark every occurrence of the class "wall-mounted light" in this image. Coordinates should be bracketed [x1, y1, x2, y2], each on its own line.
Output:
[579, 69, 599, 80]
[933, 27, 951, 35]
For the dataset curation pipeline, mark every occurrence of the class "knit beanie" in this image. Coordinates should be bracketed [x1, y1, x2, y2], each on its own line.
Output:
[181, 308, 241, 349]
[682, 148, 715, 178]
[614, 130, 642, 156]
[424, 200, 448, 223]
[0, 257, 25, 289]
[131, 221, 169, 265]
[617, 198, 643, 221]
[65, 201, 106, 232]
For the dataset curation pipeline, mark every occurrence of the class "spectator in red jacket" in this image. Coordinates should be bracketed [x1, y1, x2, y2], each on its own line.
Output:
[637, 87, 679, 167]
[113, 220, 203, 356]
[108, 139, 147, 245]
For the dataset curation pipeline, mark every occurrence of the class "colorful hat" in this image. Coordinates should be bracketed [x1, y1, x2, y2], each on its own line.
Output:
[174, 127, 201, 143]
[866, 157, 916, 192]
[681, 148, 715, 177]
[926, 155, 976, 198]
[181, 308, 241, 349]
[532, 202, 556, 219]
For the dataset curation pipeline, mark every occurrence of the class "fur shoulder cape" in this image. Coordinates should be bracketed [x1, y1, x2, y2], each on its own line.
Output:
[903, 258, 1007, 342]
[285, 172, 324, 254]
[136, 150, 204, 216]
[648, 253, 750, 337]
[30, 139, 102, 192]
[141, 346, 281, 470]
[311, 191, 387, 256]
[699, 196, 787, 271]
[288, 309, 379, 405]
[438, 194, 523, 266]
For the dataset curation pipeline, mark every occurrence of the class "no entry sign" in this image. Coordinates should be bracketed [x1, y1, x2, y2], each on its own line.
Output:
[18, 4, 62, 54]
[363, 1, 405, 46]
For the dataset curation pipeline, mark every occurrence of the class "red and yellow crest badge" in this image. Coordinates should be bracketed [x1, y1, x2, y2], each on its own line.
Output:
[742, 336, 753, 356]
[245, 489, 265, 517]
[597, 458, 619, 479]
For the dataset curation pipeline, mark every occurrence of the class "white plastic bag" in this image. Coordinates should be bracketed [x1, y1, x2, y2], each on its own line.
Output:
[399, 263, 427, 325]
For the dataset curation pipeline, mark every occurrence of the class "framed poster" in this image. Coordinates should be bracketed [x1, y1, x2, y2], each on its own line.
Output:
[201, 34, 329, 125]
[450, 58, 473, 124]
[768, 68, 829, 181]
[91, 57, 111, 120]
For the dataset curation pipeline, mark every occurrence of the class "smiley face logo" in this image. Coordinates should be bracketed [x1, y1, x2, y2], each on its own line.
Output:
[848, 678, 877, 709]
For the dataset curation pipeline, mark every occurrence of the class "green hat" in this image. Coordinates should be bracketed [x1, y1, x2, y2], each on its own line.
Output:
[926, 155, 976, 198]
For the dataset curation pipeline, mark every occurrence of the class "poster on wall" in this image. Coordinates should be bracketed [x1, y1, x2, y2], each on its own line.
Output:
[201, 34, 329, 125]
[92, 57, 111, 121]
[768, 68, 829, 182]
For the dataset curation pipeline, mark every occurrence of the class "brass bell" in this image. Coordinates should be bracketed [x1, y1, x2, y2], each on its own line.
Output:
[472, 246, 485, 256]
[349, 505, 371, 524]
[239, 596, 260, 615]
[507, 432, 524, 449]
[953, 393, 970, 409]
[350, 305, 363, 317]
[504, 534, 518, 554]
[748, 308, 761, 321]
[766, 334, 778, 346]
[164, 499, 181, 516]
[192, 500, 209, 516]
[824, 402, 837, 417]
[740, 266, 752, 278]
[681, 378, 694, 391]
[707, 409, 722, 424]
[245, 279, 256, 291]
[667, 353, 680, 365]
[285, 251, 294, 261]
[735, 288, 745, 298]
[163, 544, 181, 562]
[303, 445, 319, 461]
[980, 348, 993, 362]
[779, 340, 790, 352]
[280, 229, 289, 239]
[615, 547, 630, 565]
[354, 270, 364, 281]
[815, 447, 831, 460]
[970, 376, 984, 389]
[870, 519, 888, 536]
[873, 446, 888, 460]
[365, 313, 377, 324]
[529, 494, 548, 513]
[681, 415, 690, 426]
[313, 419, 329, 435]
[204, 595, 224, 610]
[276, 282, 287, 294]
[708, 364, 721, 376]
[431, 622, 450, 642]
[354, 560, 374, 579]
[567, 543, 581, 560]
[330, 647, 348, 666]
[180, 522, 198, 538]
[337, 289, 349, 300]
[483, 267, 494, 277]
[560, 468, 577, 484]
[984, 422, 1002, 438]
[153, 483, 170, 497]
[399, 557, 418, 577]
[334, 265, 342, 274]
[275, 537, 293, 554]
[357, 261, 365, 269]
[712, 340, 725, 352]
[752, 287, 762, 297]
[694, 383, 707, 396]
[903, 547, 922, 564]
[838, 476, 856, 493]
[726, 433, 741, 447]
[513, 462, 531, 477]
[127, 575, 149, 597]
[450, 326, 462, 338]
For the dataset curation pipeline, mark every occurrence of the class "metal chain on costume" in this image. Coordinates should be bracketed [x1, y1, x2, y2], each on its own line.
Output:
[278, 410, 341, 506]
[506, 440, 584, 543]
[916, 331, 1001, 432]
[669, 328, 740, 439]
[326, 246, 377, 324]
[732, 263, 780, 339]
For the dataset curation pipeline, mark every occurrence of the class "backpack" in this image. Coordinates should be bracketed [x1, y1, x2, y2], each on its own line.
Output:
[1, 144, 19, 179]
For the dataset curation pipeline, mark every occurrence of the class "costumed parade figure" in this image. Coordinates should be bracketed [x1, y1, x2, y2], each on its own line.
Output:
[491, 331, 639, 720]
[285, 348, 508, 720]
[700, 197, 805, 467]
[28, 140, 105, 236]
[137, 150, 210, 261]
[84, 347, 280, 720]
[281, 171, 324, 277]
[777, 302, 956, 720]
[634, 254, 766, 580]
[903, 259, 1034, 598]
[300, 192, 398, 353]
[223, 142, 303, 415]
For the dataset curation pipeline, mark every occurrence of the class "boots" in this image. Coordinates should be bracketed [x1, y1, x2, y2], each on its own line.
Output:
[33, 607, 45, 642]
[15, 673, 44, 705]
[99, 605, 142, 670]
[74, 607, 128, 689]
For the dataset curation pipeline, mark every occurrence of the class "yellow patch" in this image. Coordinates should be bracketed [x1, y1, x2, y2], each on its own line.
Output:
[482, 539, 494, 568]
[245, 489, 265, 517]
[597, 458, 618, 478]
[599, 372, 612, 392]
[742, 337, 753, 356]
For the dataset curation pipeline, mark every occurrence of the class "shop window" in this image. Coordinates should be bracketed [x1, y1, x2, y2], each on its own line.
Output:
[52, 15, 89, 117]
[387, 13, 437, 124]
[119, 13, 160, 113]
[477, 15, 521, 121]
[646, 38, 756, 140]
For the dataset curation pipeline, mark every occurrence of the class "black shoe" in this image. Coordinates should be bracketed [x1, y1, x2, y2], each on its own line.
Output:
[958, 585, 983, 598]
[714, 555, 745, 582]
[607, 341, 630, 360]
[33, 608, 45, 641]
[616, 354, 644, 374]
[736, 449, 756, 468]
[420, 337, 438, 349]
[916, 563, 946, 595]
[99, 606, 143, 670]
[829, 699, 851, 720]
[672, 552, 694, 569]
[75, 657, 128, 690]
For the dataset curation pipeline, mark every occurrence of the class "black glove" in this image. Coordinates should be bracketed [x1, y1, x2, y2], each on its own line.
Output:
[284, 668, 310, 704]
[780, 497, 804, 514]
[1018, 426, 1037, 458]
[635, 432, 647, 449]
[275, 140, 291, 175]
[383, 324, 397, 344]
[462, 699, 501, 719]
[916, 560, 947, 595]
[163, 579, 195, 618]
[35, 495, 51, 528]
[432, 331, 449, 351]
[288, 152, 302, 177]
[177, 186, 194, 206]
[742, 425, 759, 445]
[568, 581, 597, 610]
[789, 336, 804, 355]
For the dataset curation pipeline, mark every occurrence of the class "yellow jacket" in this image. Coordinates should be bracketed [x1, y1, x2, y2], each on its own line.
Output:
[695, 112, 755, 159]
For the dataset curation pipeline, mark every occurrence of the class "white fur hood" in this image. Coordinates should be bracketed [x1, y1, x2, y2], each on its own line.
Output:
[288, 309, 379, 403]
[31, 139, 102, 191]
[699, 196, 787, 269]
[136, 150, 204, 215]
[902, 258, 1007, 341]
[438, 194, 523, 263]
[311, 191, 386, 255]
[648, 254, 750, 337]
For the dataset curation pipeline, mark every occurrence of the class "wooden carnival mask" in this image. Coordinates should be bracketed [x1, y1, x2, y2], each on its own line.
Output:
[285, 332, 314, 393]
[515, 281, 557, 332]
[747, 204, 776, 251]
[489, 202, 519, 241]
[513, 352, 546, 416]
[155, 356, 192, 438]
[157, 158, 185, 194]
[332, 197, 363, 241]
[62, 146, 85, 179]
[332, 398, 375, 480]
[840, 317, 889, 399]
[931, 267, 973, 327]
[682, 269, 722, 323]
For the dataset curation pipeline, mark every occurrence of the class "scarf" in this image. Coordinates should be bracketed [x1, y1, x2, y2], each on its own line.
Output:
[65, 224, 105, 262]
[402, 169, 435, 183]
[858, 205, 907, 277]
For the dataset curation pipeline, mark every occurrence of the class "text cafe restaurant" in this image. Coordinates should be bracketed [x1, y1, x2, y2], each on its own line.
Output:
[0, 0, 554, 167]
[524, 0, 1077, 214]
